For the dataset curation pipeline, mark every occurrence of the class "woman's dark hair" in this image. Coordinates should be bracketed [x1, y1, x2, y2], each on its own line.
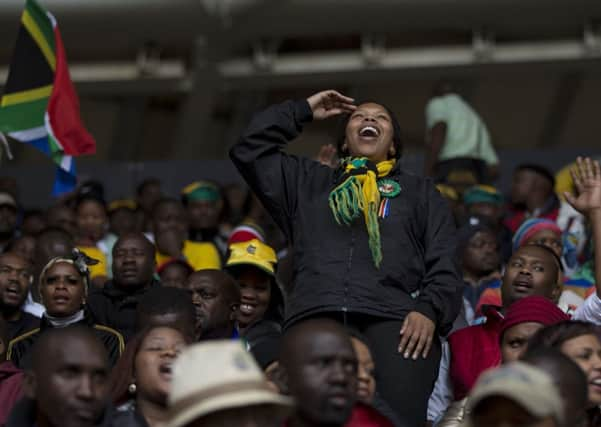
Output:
[75, 180, 106, 211]
[526, 320, 601, 355]
[334, 101, 403, 160]
[75, 194, 107, 214]
[109, 325, 192, 406]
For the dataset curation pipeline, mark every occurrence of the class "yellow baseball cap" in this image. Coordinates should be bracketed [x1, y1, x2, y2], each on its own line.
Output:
[436, 183, 459, 201]
[226, 239, 277, 276]
[108, 199, 137, 212]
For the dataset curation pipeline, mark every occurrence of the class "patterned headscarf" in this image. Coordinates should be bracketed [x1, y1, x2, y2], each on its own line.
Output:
[38, 248, 97, 299]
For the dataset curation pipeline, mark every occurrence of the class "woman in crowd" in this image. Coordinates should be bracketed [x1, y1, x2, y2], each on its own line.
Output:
[111, 325, 190, 427]
[224, 239, 284, 336]
[526, 320, 601, 427]
[75, 193, 114, 287]
[352, 335, 377, 404]
[231, 89, 463, 426]
[7, 250, 124, 368]
[438, 295, 569, 427]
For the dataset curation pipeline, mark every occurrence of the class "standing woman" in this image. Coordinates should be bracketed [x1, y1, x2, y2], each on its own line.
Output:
[7, 250, 124, 368]
[230, 90, 463, 425]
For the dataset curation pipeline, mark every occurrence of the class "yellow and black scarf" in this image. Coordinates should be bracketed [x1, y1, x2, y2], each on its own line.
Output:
[328, 157, 395, 268]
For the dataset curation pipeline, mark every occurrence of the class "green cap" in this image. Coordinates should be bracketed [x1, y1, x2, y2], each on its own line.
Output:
[181, 181, 221, 202]
[463, 184, 503, 206]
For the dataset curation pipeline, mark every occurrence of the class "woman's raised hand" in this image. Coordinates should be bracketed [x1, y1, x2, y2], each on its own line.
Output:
[306, 90, 356, 121]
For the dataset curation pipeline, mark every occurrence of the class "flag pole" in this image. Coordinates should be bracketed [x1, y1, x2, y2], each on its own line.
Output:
[0, 132, 14, 161]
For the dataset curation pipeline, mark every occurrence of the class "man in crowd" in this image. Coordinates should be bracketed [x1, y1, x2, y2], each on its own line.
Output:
[135, 286, 198, 341]
[0, 252, 39, 340]
[0, 317, 24, 425]
[181, 181, 228, 256]
[448, 244, 563, 400]
[87, 233, 158, 339]
[20, 210, 46, 237]
[136, 178, 162, 232]
[46, 204, 77, 237]
[6, 326, 113, 427]
[463, 185, 512, 261]
[456, 221, 501, 325]
[152, 198, 220, 271]
[107, 199, 138, 237]
[0, 192, 18, 253]
[424, 82, 499, 187]
[157, 259, 193, 289]
[184, 270, 240, 340]
[279, 318, 358, 427]
[505, 164, 560, 233]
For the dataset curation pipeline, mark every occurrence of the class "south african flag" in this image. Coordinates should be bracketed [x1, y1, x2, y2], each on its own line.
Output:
[0, 0, 95, 194]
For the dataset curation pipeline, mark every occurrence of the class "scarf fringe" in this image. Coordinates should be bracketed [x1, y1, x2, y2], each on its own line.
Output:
[329, 158, 394, 268]
[329, 176, 364, 225]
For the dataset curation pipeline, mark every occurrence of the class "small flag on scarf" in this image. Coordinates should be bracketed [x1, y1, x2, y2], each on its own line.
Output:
[0, 0, 95, 194]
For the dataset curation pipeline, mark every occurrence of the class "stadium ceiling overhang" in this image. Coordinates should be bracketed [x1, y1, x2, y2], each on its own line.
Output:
[0, 0, 600, 92]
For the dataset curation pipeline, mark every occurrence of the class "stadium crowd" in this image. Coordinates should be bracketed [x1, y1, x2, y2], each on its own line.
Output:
[0, 88, 600, 427]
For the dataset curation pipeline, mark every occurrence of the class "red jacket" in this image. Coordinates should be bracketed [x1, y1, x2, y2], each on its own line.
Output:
[448, 308, 503, 400]
[284, 402, 394, 427]
[346, 403, 394, 427]
[0, 361, 24, 426]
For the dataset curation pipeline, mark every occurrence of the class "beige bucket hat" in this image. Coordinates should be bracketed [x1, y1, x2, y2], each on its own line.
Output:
[166, 340, 293, 427]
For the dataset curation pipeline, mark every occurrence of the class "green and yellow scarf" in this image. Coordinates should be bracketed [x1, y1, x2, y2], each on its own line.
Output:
[329, 157, 395, 268]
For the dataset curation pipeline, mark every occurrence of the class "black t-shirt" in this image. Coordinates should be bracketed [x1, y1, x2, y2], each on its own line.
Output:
[7, 311, 40, 341]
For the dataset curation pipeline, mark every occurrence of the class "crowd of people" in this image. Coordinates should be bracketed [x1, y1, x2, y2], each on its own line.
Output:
[0, 87, 599, 427]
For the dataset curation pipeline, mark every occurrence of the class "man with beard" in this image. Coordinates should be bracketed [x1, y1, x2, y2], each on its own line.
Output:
[184, 270, 240, 340]
[87, 233, 158, 339]
[0, 253, 39, 340]
[6, 326, 114, 427]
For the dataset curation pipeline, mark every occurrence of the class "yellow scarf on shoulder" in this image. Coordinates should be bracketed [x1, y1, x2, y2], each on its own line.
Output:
[328, 157, 396, 268]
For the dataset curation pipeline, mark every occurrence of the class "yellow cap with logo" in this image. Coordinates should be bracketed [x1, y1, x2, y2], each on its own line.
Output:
[226, 239, 277, 276]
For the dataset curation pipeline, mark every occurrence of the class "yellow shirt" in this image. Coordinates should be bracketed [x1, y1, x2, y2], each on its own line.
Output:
[155, 240, 221, 271]
[77, 246, 108, 279]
